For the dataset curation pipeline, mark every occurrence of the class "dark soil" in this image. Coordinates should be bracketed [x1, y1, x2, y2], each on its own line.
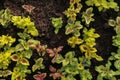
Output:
[1, 0, 120, 80]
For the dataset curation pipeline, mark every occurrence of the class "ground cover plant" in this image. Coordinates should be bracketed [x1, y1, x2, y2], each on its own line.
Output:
[0, 0, 120, 80]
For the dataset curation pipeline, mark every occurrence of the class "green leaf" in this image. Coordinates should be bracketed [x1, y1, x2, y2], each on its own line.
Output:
[32, 58, 44, 72]
[52, 54, 63, 64]
[11, 54, 19, 61]
[62, 59, 69, 66]
[17, 32, 31, 40]
[65, 67, 79, 75]
[115, 25, 120, 34]
[114, 60, 120, 70]
[2, 70, 12, 77]
[27, 39, 40, 48]
[20, 58, 29, 65]
[15, 44, 24, 51]
[51, 17, 63, 34]
[32, 65, 39, 72]
[24, 50, 33, 59]
[108, 19, 116, 27]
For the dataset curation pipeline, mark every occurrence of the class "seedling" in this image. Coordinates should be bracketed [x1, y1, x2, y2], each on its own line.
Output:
[108, 16, 120, 34]
[32, 58, 45, 72]
[95, 61, 120, 80]
[0, 8, 12, 28]
[67, 36, 83, 48]
[0, 70, 12, 77]
[51, 17, 63, 34]
[65, 21, 83, 36]
[85, 0, 119, 11]
[82, 7, 94, 26]
[79, 28, 103, 61]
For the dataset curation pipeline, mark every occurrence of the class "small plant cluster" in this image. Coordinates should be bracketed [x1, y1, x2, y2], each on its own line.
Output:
[0, 0, 120, 80]
[95, 16, 120, 80]
[11, 16, 38, 36]
[85, 0, 119, 11]
[0, 8, 12, 28]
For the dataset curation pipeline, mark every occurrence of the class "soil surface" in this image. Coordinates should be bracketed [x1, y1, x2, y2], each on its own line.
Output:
[1, 0, 120, 80]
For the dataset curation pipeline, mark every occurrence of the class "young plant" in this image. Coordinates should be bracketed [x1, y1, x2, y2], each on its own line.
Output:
[82, 7, 94, 26]
[0, 8, 12, 28]
[15, 38, 40, 51]
[108, 51, 120, 70]
[32, 58, 45, 72]
[11, 16, 38, 36]
[0, 48, 15, 69]
[85, 0, 119, 12]
[11, 65, 31, 80]
[49, 65, 62, 79]
[51, 17, 63, 34]
[79, 28, 103, 61]
[64, 0, 82, 21]
[95, 61, 120, 80]
[0, 35, 15, 69]
[33, 73, 46, 80]
[108, 16, 120, 34]
[0, 70, 12, 77]
[65, 21, 83, 36]
[67, 36, 83, 48]
[60, 51, 92, 80]
[0, 35, 16, 48]
[47, 46, 63, 63]
[112, 33, 120, 48]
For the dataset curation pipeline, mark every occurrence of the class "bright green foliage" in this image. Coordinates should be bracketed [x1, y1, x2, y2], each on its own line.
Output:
[11, 65, 31, 80]
[79, 28, 103, 61]
[17, 32, 31, 40]
[11, 51, 31, 66]
[67, 36, 83, 48]
[0, 70, 12, 77]
[82, 7, 94, 26]
[32, 58, 45, 72]
[0, 8, 12, 28]
[11, 16, 38, 36]
[95, 61, 120, 80]
[108, 50, 120, 70]
[15, 38, 40, 51]
[85, 0, 119, 12]
[79, 69, 92, 80]
[79, 56, 91, 67]
[0, 35, 15, 69]
[65, 21, 83, 36]
[0, 35, 16, 48]
[108, 16, 120, 34]
[0, 48, 15, 69]
[60, 51, 92, 80]
[64, 0, 82, 21]
[51, 17, 63, 34]
[112, 34, 120, 48]
[64, 0, 83, 37]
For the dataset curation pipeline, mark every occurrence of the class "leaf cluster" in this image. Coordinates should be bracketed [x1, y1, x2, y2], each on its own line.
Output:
[51, 17, 63, 34]
[79, 28, 103, 61]
[0, 8, 12, 28]
[11, 16, 38, 36]
[85, 0, 119, 12]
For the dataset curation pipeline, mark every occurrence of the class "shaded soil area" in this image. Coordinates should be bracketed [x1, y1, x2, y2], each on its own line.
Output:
[0, 0, 120, 80]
